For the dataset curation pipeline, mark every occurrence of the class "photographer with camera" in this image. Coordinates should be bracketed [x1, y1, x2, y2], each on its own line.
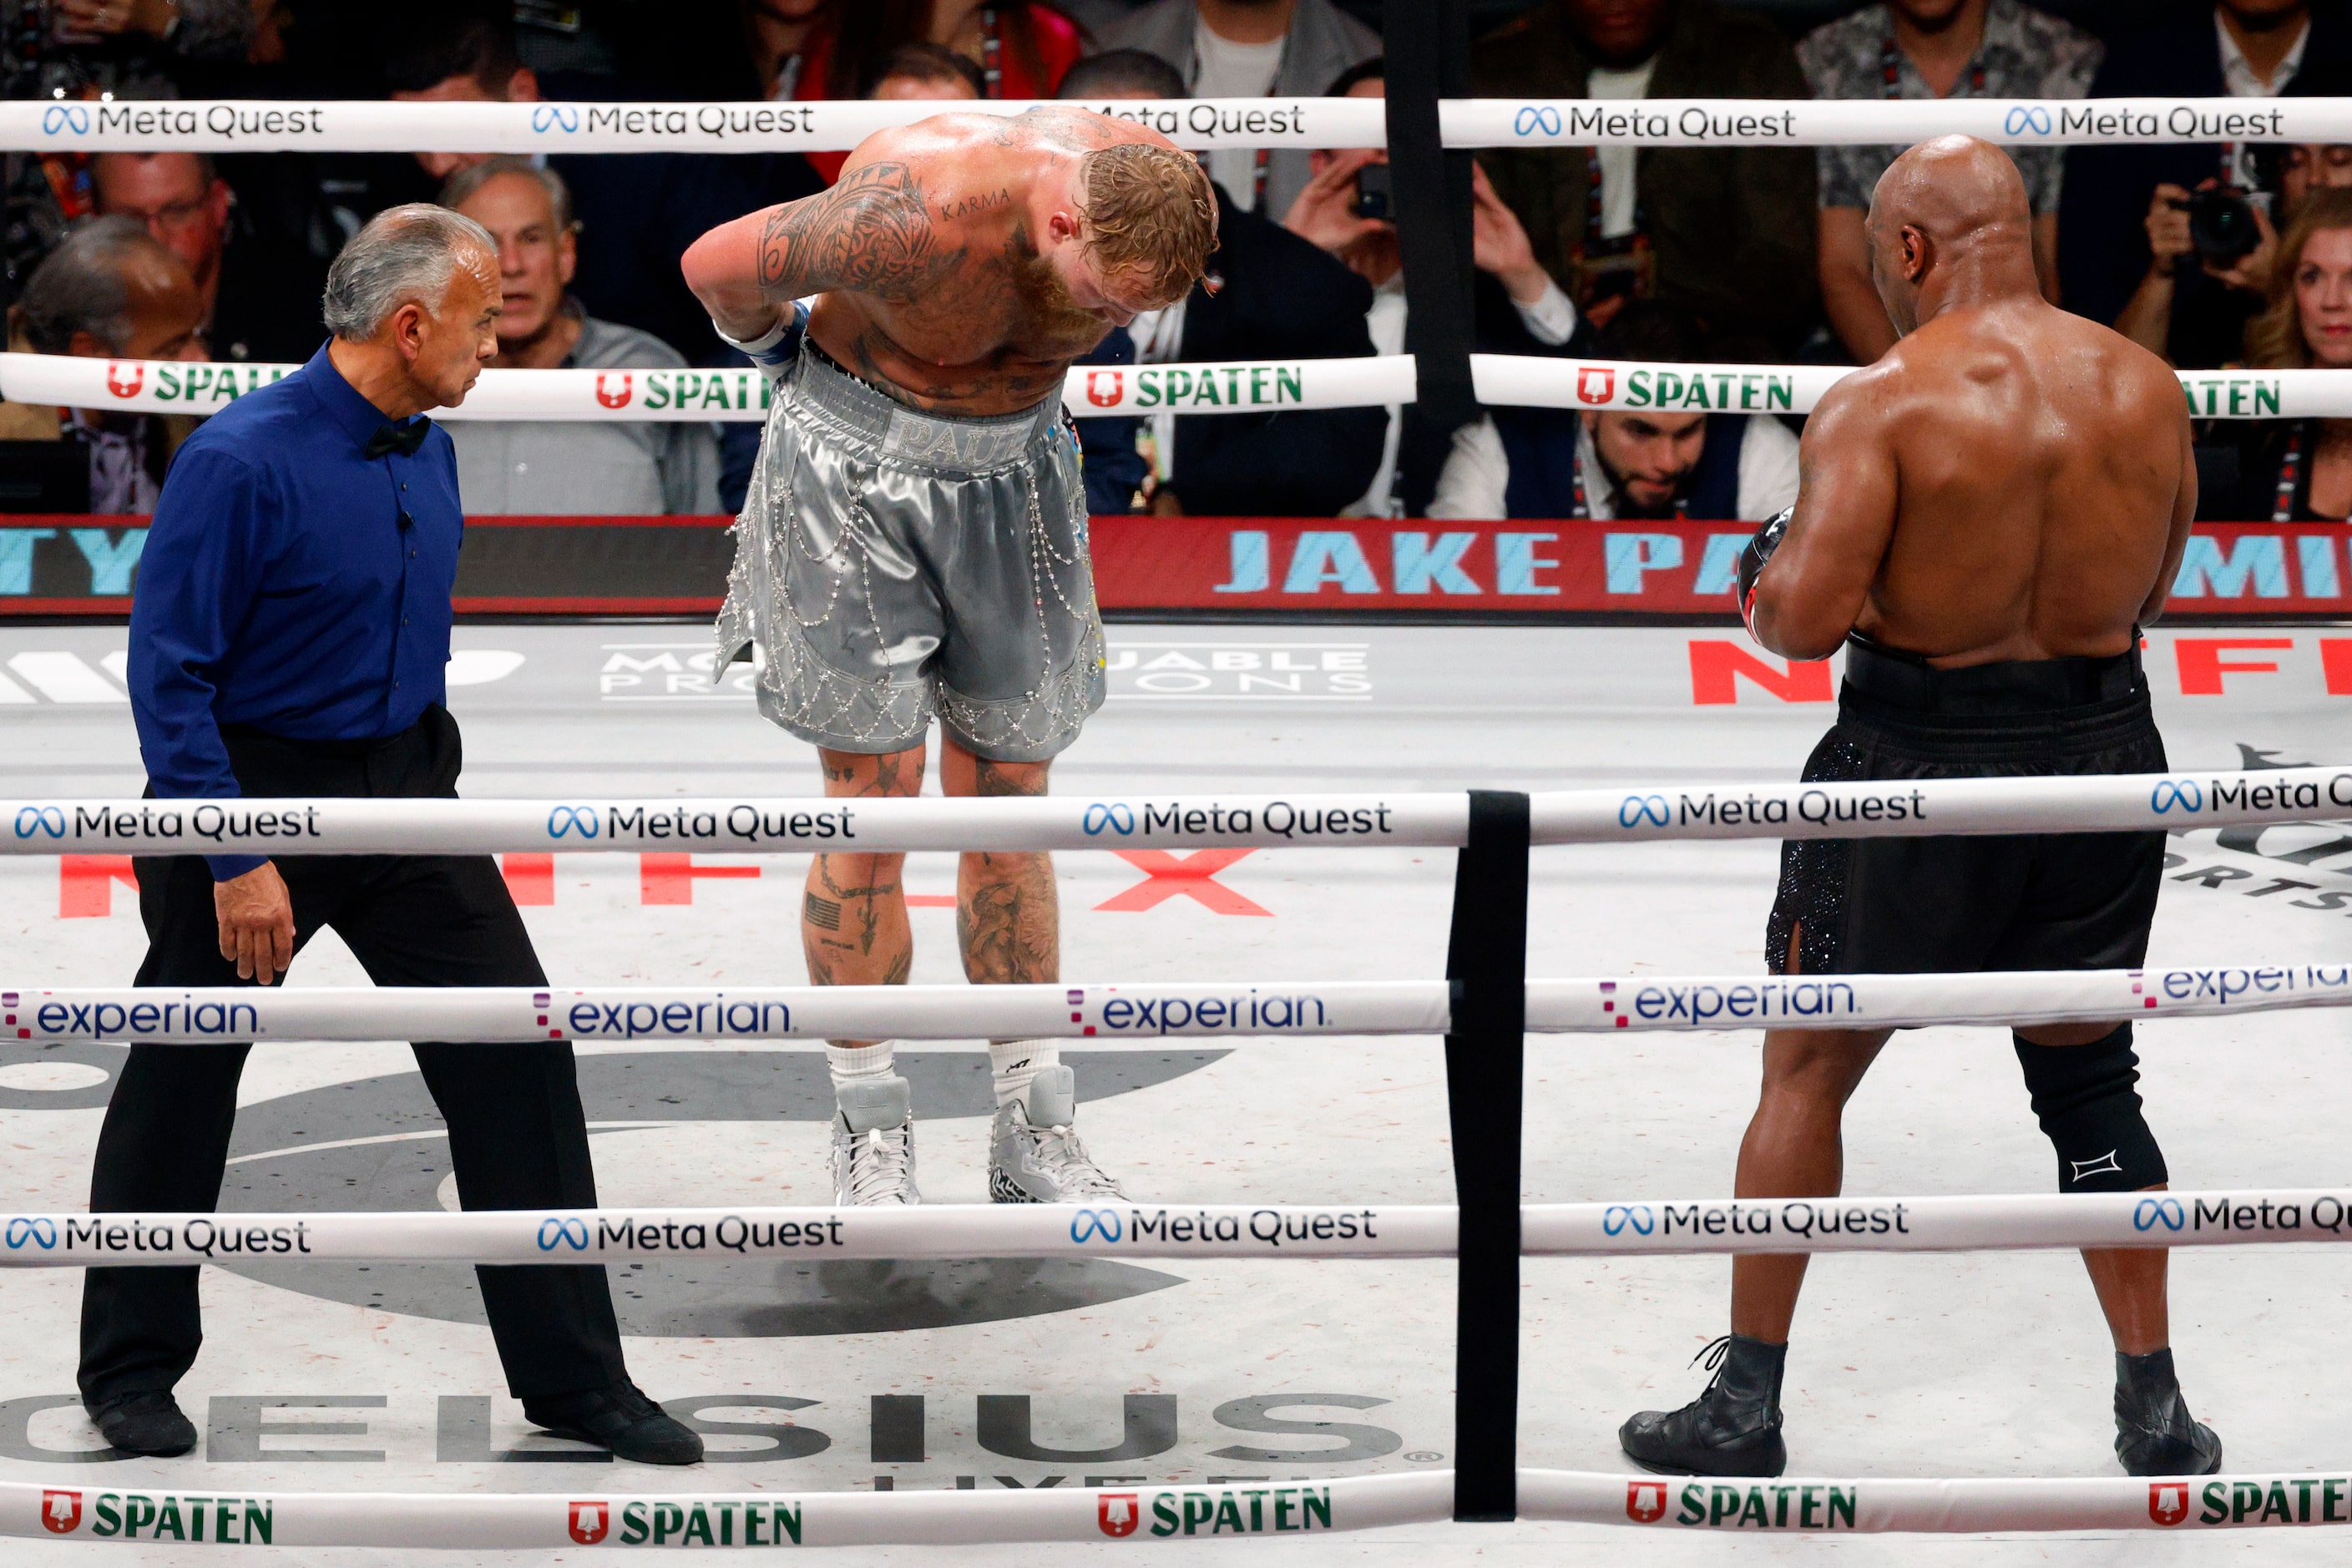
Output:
[2062, 0, 2352, 369]
[2112, 177, 2281, 366]
[1281, 58, 1588, 516]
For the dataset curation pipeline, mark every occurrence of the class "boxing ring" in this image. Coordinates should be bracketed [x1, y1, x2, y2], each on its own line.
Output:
[3, 768, 2352, 1546]
[3, 86, 2352, 1555]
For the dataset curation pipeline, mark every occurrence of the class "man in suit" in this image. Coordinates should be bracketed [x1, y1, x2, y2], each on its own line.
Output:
[1470, 0, 1818, 362]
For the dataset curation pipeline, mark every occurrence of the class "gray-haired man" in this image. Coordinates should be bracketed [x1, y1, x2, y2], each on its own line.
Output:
[88, 205, 701, 1465]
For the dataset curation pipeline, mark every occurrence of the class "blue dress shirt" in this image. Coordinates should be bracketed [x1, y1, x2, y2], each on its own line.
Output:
[128, 344, 463, 879]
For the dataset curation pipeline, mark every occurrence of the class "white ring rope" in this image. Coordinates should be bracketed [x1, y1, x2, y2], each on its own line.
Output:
[3, 351, 2329, 420]
[0, 94, 2331, 154]
[2, 768, 2336, 856]
[0, 1469, 2346, 1545]
[5, 964, 2346, 1045]
[3, 1189, 2342, 1267]
[0, 1473, 1444, 1547]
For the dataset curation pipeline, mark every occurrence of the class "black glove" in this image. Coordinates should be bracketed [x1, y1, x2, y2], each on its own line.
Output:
[1735, 505, 1793, 637]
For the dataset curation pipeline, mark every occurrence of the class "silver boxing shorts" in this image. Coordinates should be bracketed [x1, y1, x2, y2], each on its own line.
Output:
[715, 341, 1105, 762]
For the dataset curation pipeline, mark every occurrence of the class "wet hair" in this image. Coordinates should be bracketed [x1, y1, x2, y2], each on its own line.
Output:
[2248, 187, 2352, 369]
[321, 203, 494, 341]
[440, 154, 574, 235]
[865, 42, 985, 99]
[18, 215, 177, 355]
[1059, 48, 1186, 100]
[1080, 142, 1218, 306]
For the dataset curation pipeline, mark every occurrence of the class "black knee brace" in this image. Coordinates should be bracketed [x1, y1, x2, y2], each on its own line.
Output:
[2013, 1023, 2168, 1193]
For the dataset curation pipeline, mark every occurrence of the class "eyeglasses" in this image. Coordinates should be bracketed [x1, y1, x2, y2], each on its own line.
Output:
[120, 195, 215, 234]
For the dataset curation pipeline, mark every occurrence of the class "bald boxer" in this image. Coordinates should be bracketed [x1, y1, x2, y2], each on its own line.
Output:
[1620, 136, 2213, 1479]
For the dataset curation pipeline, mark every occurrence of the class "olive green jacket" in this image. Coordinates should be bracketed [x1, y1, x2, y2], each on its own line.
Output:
[1470, 0, 1818, 358]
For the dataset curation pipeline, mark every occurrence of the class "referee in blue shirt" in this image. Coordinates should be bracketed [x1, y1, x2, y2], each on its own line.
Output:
[87, 205, 701, 1465]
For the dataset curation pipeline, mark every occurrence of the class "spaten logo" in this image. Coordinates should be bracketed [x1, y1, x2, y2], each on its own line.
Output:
[2148, 1481, 2189, 1525]
[41, 105, 89, 135]
[547, 806, 599, 840]
[1071, 1208, 1123, 1243]
[1514, 106, 1562, 137]
[1083, 803, 1135, 837]
[2151, 779, 2204, 815]
[106, 362, 145, 398]
[41, 1490, 81, 1535]
[1618, 795, 1670, 829]
[14, 806, 65, 840]
[532, 105, 582, 134]
[1085, 369, 1124, 407]
[1603, 1205, 1655, 1237]
[594, 372, 633, 409]
[1576, 366, 1616, 405]
[6, 1217, 56, 1250]
[1626, 1480, 1668, 1523]
[1099, 1493, 1143, 1537]
[569, 1500, 609, 1544]
[2003, 105, 2054, 136]
[538, 1216, 590, 1252]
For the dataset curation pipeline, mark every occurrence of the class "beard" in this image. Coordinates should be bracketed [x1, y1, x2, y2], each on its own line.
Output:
[1011, 245, 1120, 357]
[1594, 444, 1688, 519]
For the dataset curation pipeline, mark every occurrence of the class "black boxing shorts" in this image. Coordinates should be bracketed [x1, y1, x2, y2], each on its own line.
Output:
[1765, 636, 2167, 979]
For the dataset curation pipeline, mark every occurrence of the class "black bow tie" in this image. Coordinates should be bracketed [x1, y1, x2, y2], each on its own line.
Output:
[363, 418, 431, 460]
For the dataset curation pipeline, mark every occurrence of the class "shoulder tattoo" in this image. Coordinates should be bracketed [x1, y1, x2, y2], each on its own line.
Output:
[756, 162, 968, 306]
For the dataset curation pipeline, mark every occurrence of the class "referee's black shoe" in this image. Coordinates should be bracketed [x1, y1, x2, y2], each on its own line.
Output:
[524, 1382, 705, 1465]
[89, 1390, 198, 1457]
[1619, 1334, 1788, 1478]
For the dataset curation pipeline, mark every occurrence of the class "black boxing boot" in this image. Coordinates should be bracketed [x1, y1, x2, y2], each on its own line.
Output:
[2114, 1349, 2223, 1476]
[1619, 1334, 1788, 1477]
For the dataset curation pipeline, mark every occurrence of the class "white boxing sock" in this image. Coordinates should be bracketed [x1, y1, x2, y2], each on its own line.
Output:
[828, 1040, 897, 1090]
[989, 1039, 1060, 1109]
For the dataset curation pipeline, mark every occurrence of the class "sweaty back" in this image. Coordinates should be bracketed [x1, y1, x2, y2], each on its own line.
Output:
[1862, 304, 2183, 660]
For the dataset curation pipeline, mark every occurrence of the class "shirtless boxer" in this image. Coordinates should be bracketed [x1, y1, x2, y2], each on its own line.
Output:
[681, 110, 1215, 1206]
[1618, 136, 2216, 1478]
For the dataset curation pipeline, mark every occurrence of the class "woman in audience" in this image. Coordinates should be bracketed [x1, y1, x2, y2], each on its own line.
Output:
[2213, 189, 2352, 519]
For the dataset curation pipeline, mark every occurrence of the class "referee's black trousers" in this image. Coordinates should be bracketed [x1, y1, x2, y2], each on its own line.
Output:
[78, 706, 630, 1406]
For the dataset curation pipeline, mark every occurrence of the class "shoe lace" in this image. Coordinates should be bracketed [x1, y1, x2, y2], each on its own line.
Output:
[1690, 1333, 1733, 1392]
[1025, 1120, 1122, 1197]
[847, 1122, 913, 1204]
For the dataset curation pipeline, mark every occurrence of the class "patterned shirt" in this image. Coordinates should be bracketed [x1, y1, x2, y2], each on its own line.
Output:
[1797, 0, 2102, 214]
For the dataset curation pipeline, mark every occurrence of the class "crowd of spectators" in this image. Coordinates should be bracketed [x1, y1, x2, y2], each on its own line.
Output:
[0, 0, 2344, 522]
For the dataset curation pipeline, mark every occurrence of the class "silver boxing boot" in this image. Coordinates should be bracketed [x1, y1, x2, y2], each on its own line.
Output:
[831, 1075, 921, 1206]
[988, 1065, 1125, 1203]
